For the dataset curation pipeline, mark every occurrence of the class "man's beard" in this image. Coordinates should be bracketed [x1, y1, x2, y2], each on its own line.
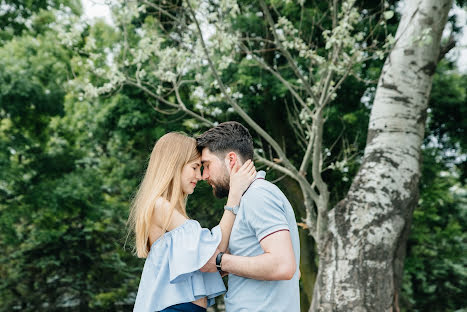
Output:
[210, 168, 230, 198]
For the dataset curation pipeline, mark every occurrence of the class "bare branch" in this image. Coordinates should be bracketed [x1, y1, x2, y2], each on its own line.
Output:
[299, 128, 315, 175]
[438, 33, 456, 63]
[185, 0, 297, 173]
[239, 37, 276, 45]
[312, 110, 328, 197]
[142, 1, 181, 24]
[254, 153, 297, 178]
[299, 46, 340, 178]
[270, 173, 288, 184]
[126, 79, 214, 127]
[239, 42, 312, 116]
[173, 82, 188, 111]
[285, 100, 308, 150]
[327, 63, 354, 99]
[259, 0, 321, 106]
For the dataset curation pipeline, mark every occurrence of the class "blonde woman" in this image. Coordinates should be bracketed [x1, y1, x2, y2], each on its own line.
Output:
[129, 132, 256, 312]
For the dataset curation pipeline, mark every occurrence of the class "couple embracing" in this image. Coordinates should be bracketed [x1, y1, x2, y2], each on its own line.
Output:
[130, 122, 300, 312]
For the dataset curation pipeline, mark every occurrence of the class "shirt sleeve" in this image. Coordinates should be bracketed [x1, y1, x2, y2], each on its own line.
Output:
[167, 220, 222, 283]
[243, 186, 290, 242]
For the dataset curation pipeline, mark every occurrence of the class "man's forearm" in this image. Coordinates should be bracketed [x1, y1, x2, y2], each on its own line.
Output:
[221, 253, 296, 281]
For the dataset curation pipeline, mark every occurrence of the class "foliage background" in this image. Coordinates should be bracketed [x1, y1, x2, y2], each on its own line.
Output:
[0, 0, 465, 311]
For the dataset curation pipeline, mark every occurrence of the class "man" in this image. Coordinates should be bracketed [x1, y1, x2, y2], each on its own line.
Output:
[196, 121, 300, 312]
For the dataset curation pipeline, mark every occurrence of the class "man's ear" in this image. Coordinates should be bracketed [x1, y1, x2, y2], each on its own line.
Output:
[225, 152, 238, 171]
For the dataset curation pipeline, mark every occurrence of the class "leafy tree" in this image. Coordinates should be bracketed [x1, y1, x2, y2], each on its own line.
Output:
[400, 61, 467, 311]
[0, 0, 81, 42]
[1, 0, 465, 311]
[401, 148, 466, 312]
[67, 0, 456, 309]
[0, 10, 139, 312]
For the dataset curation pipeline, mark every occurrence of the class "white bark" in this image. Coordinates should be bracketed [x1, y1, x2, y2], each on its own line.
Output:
[311, 0, 453, 310]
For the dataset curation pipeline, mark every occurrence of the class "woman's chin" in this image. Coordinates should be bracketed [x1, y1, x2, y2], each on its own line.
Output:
[184, 188, 195, 195]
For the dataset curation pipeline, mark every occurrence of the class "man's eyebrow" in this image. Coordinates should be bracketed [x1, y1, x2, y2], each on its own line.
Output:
[201, 160, 209, 165]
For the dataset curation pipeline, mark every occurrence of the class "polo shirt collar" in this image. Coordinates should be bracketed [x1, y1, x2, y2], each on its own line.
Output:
[255, 170, 266, 180]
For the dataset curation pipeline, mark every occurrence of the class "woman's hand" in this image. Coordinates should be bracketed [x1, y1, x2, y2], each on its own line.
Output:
[215, 161, 256, 255]
[228, 159, 257, 200]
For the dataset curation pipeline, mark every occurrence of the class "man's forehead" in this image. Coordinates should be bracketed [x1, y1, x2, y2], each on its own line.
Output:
[200, 148, 211, 163]
[200, 148, 219, 163]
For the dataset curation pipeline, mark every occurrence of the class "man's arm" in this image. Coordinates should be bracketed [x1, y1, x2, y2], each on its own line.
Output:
[202, 230, 296, 280]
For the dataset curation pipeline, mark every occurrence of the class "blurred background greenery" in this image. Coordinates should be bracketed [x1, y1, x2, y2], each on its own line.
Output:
[0, 0, 465, 311]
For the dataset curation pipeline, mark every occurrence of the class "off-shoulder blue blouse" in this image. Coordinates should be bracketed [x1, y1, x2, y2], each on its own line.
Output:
[133, 220, 226, 312]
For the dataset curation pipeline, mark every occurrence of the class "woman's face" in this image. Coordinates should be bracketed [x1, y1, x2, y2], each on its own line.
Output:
[181, 158, 202, 195]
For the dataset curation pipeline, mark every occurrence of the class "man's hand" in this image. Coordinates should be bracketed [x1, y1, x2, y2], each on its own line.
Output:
[220, 249, 230, 277]
[200, 249, 220, 272]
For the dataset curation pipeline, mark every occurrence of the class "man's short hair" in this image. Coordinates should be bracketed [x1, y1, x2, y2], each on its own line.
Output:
[196, 121, 254, 161]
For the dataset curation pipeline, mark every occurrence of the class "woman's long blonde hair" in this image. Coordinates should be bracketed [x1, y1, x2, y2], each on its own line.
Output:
[128, 132, 200, 258]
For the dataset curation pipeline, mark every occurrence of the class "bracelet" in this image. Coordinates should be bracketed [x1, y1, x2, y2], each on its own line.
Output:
[215, 252, 224, 272]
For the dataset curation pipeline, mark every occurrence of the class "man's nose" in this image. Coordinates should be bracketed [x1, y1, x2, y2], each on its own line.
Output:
[202, 170, 209, 180]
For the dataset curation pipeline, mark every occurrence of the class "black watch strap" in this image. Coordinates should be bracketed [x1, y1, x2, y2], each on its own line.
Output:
[215, 252, 224, 272]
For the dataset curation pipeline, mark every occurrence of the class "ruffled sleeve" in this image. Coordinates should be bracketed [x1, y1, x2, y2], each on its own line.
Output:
[167, 220, 221, 283]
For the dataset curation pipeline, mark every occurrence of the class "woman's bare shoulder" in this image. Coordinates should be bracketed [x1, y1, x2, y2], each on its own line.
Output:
[153, 197, 187, 231]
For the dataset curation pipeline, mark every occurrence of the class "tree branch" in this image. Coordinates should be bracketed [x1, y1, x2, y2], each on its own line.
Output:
[239, 42, 313, 116]
[299, 124, 316, 175]
[142, 1, 182, 24]
[438, 33, 456, 63]
[254, 153, 297, 178]
[259, 0, 321, 106]
[185, 0, 297, 173]
[184, 0, 324, 237]
[126, 79, 214, 127]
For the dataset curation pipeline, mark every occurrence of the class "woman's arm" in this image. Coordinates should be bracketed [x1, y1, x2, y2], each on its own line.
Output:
[217, 194, 240, 252]
[217, 160, 256, 252]
[155, 160, 255, 252]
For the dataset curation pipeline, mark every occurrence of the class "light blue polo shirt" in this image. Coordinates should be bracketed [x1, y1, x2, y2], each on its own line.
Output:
[224, 171, 300, 312]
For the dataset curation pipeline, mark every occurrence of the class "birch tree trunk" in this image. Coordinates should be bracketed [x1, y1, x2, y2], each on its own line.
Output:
[310, 0, 453, 310]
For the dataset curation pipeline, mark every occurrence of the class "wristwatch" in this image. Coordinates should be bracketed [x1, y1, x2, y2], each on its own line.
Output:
[224, 204, 239, 215]
[216, 252, 224, 272]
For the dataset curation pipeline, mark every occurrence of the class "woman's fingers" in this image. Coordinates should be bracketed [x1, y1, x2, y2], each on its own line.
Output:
[249, 163, 256, 174]
[243, 160, 254, 173]
[238, 159, 251, 174]
[231, 159, 249, 175]
[231, 161, 242, 174]
[231, 159, 256, 179]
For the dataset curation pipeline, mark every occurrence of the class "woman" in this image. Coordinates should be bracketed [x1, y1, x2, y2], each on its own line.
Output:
[128, 132, 256, 312]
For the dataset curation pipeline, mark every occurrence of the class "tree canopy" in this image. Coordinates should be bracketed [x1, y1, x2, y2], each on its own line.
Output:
[0, 1, 465, 311]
